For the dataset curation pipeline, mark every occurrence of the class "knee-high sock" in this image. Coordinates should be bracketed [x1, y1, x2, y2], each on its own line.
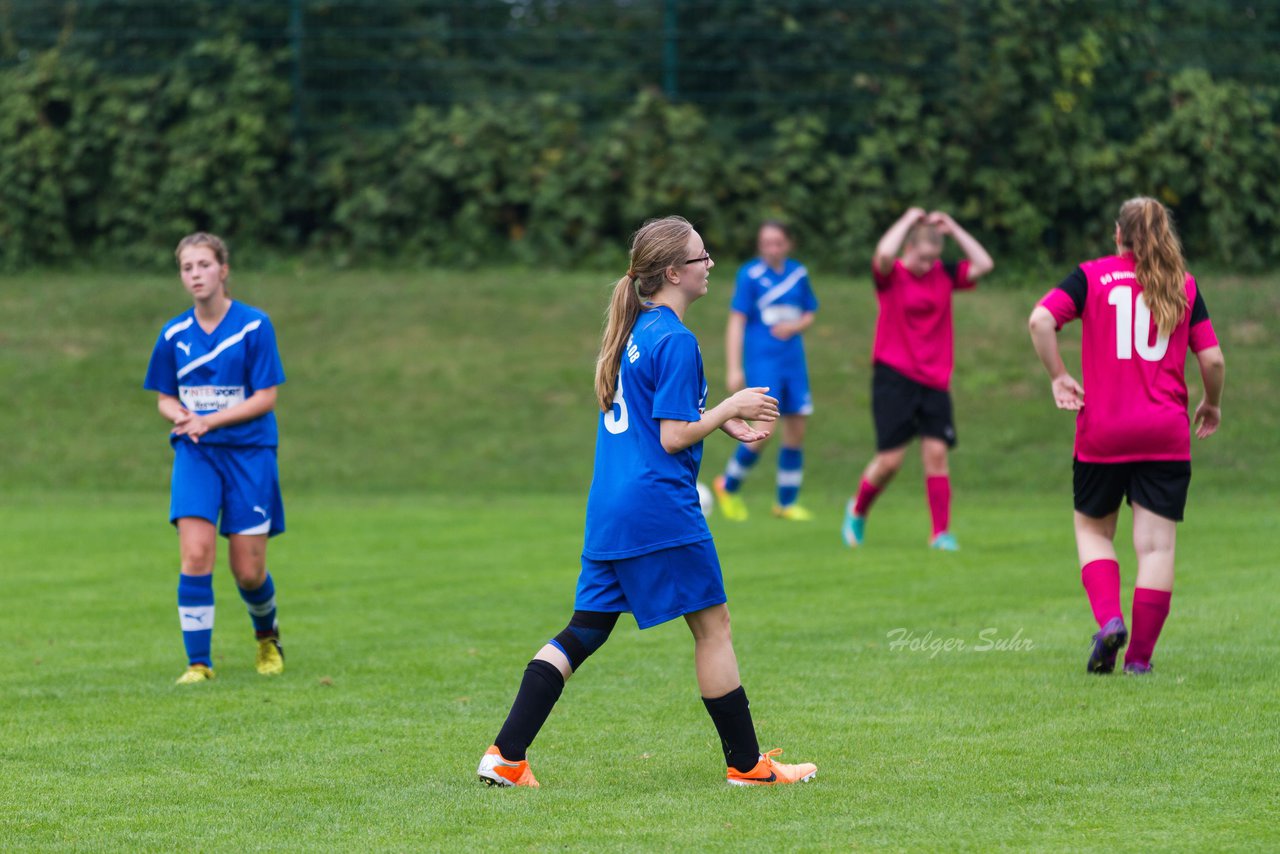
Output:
[238, 572, 278, 637]
[177, 573, 214, 667]
[1125, 588, 1172, 667]
[494, 660, 565, 762]
[926, 475, 951, 536]
[852, 478, 882, 516]
[776, 447, 803, 507]
[702, 685, 761, 773]
[723, 445, 760, 493]
[1080, 559, 1123, 629]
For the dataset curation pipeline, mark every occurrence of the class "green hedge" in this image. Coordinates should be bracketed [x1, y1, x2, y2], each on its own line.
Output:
[3, 41, 1279, 271]
[0, 39, 291, 269]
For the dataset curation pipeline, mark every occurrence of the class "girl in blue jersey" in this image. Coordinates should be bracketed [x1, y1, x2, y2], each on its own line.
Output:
[477, 216, 818, 788]
[713, 221, 819, 521]
[143, 233, 286, 684]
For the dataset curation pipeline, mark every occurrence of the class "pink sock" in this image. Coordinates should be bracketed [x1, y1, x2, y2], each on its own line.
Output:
[852, 478, 882, 516]
[1080, 559, 1123, 629]
[925, 475, 950, 537]
[1125, 587, 1172, 666]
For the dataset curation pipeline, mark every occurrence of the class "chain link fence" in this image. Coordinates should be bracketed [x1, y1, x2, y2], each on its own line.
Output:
[6, 0, 1279, 142]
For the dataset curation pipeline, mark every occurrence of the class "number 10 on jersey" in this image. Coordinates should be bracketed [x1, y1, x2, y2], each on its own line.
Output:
[1108, 286, 1170, 362]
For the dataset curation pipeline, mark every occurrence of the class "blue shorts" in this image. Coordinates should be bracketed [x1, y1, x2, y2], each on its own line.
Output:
[170, 441, 285, 537]
[745, 361, 812, 416]
[576, 539, 726, 629]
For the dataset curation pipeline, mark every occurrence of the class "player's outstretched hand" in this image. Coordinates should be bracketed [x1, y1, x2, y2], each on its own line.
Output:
[722, 417, 770, 444]
[729, 387, 779, 422]
[1193, 399, 1221, 439]
[1051, 373, 1084, 410]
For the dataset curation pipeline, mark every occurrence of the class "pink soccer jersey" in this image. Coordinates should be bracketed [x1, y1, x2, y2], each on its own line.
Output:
[871, 258, 974, 391]
[1039, 254, 1219, 463]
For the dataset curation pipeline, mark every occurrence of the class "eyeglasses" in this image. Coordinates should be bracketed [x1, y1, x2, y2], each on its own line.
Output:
[684, 252, 712, 266]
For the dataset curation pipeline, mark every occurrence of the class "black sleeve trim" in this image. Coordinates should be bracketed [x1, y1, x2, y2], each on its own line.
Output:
[1057, 268, 1088, 316]
[1190, 285, 1210, 325]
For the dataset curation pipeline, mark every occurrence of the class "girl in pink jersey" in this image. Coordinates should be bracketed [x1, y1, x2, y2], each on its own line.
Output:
[843, 208, 994, 550]
[1029, 197, 1226, 674]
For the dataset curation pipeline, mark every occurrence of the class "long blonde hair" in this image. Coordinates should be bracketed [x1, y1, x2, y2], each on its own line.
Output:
[1117, 197, 1187, 336]
[595, 216, 694, 411]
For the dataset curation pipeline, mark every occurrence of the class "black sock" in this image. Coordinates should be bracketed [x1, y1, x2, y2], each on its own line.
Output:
[493, 660, 565, 762]
[702, 685, 760, 773]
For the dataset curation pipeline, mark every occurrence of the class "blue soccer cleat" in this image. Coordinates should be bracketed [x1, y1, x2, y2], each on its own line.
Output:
[841, 500, 865, 547]
[930, 532, 959, 551]
[1087, 617, 1128, 674]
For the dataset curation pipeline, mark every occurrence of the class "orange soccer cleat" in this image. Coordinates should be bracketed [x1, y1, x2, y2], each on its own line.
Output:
[725, 749, 817, 786]
[477, 745, 540, 788]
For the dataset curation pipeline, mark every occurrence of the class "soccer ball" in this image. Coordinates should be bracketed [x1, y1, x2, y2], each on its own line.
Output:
[696, 481, 713, 518]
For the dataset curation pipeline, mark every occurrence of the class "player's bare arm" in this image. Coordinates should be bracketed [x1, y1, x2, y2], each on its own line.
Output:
[1028, 306, 1084, 410]
[769, 310, 815, 341]
[725, 310, 747, 392]
[929, 211, 994, 279]
[171, 387, 278, 443]
[874, 207, 927, 276]
[660, 387, 778, 454]
[1193, 345, 1225, 439]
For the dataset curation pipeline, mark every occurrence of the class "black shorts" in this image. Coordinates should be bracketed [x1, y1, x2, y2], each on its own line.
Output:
[1073, 458, 1192, 522]
[871, 363, 956, 452]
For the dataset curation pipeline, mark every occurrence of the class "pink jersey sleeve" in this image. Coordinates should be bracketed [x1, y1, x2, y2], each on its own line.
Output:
[1039, 267, 1087, 329]
[871, 260, 893, 291]
[1039, 289, 1079, 328]
[1189, 319, 1218, 352]
[951, 259, 976, 291]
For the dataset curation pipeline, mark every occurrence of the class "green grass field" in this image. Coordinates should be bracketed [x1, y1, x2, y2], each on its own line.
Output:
[2, 266, 1278, 851]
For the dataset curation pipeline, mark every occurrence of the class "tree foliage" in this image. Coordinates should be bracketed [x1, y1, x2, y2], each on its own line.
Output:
[2, 1, 1278, 270]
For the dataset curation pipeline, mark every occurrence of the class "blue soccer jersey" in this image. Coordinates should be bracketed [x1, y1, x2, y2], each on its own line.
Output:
[143, 301, 286, 447]
[583, 305, 711, 560]
[731, 258, 818, 368]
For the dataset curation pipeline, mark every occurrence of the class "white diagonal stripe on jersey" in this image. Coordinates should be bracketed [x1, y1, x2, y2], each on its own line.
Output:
[776, 469, 804, 487]
[756, 266, 808, 309]
[178, 605, 215, 632]
[164, 317, 195, 340]
[746, 261, 767, 279]
[176, 320, 262, 380]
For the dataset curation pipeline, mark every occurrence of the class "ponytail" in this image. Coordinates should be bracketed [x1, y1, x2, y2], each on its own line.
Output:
[595, 274, 644, 411]
[1117, 197, 1187, 336]
[594, 216, 694, 411]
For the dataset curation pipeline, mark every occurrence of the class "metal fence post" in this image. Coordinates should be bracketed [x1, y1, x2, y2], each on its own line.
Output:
[663, 0, 678, 99]
[289, 0, 305, 138]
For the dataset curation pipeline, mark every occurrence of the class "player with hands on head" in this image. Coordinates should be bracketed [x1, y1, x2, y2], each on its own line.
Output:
[143, 233, 287, 685]
[1029, 196, 1225, 675]
[713, 221, 820, 522]
[843, 207, 994, 551]
[477, 216, 816, 789]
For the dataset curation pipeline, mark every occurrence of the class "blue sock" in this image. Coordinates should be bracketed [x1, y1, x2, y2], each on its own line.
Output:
[177, 573, 214, 667]
[238, 572, 278, 636]
[723, 445, 760, 493]
[777, 446, 804, 507]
